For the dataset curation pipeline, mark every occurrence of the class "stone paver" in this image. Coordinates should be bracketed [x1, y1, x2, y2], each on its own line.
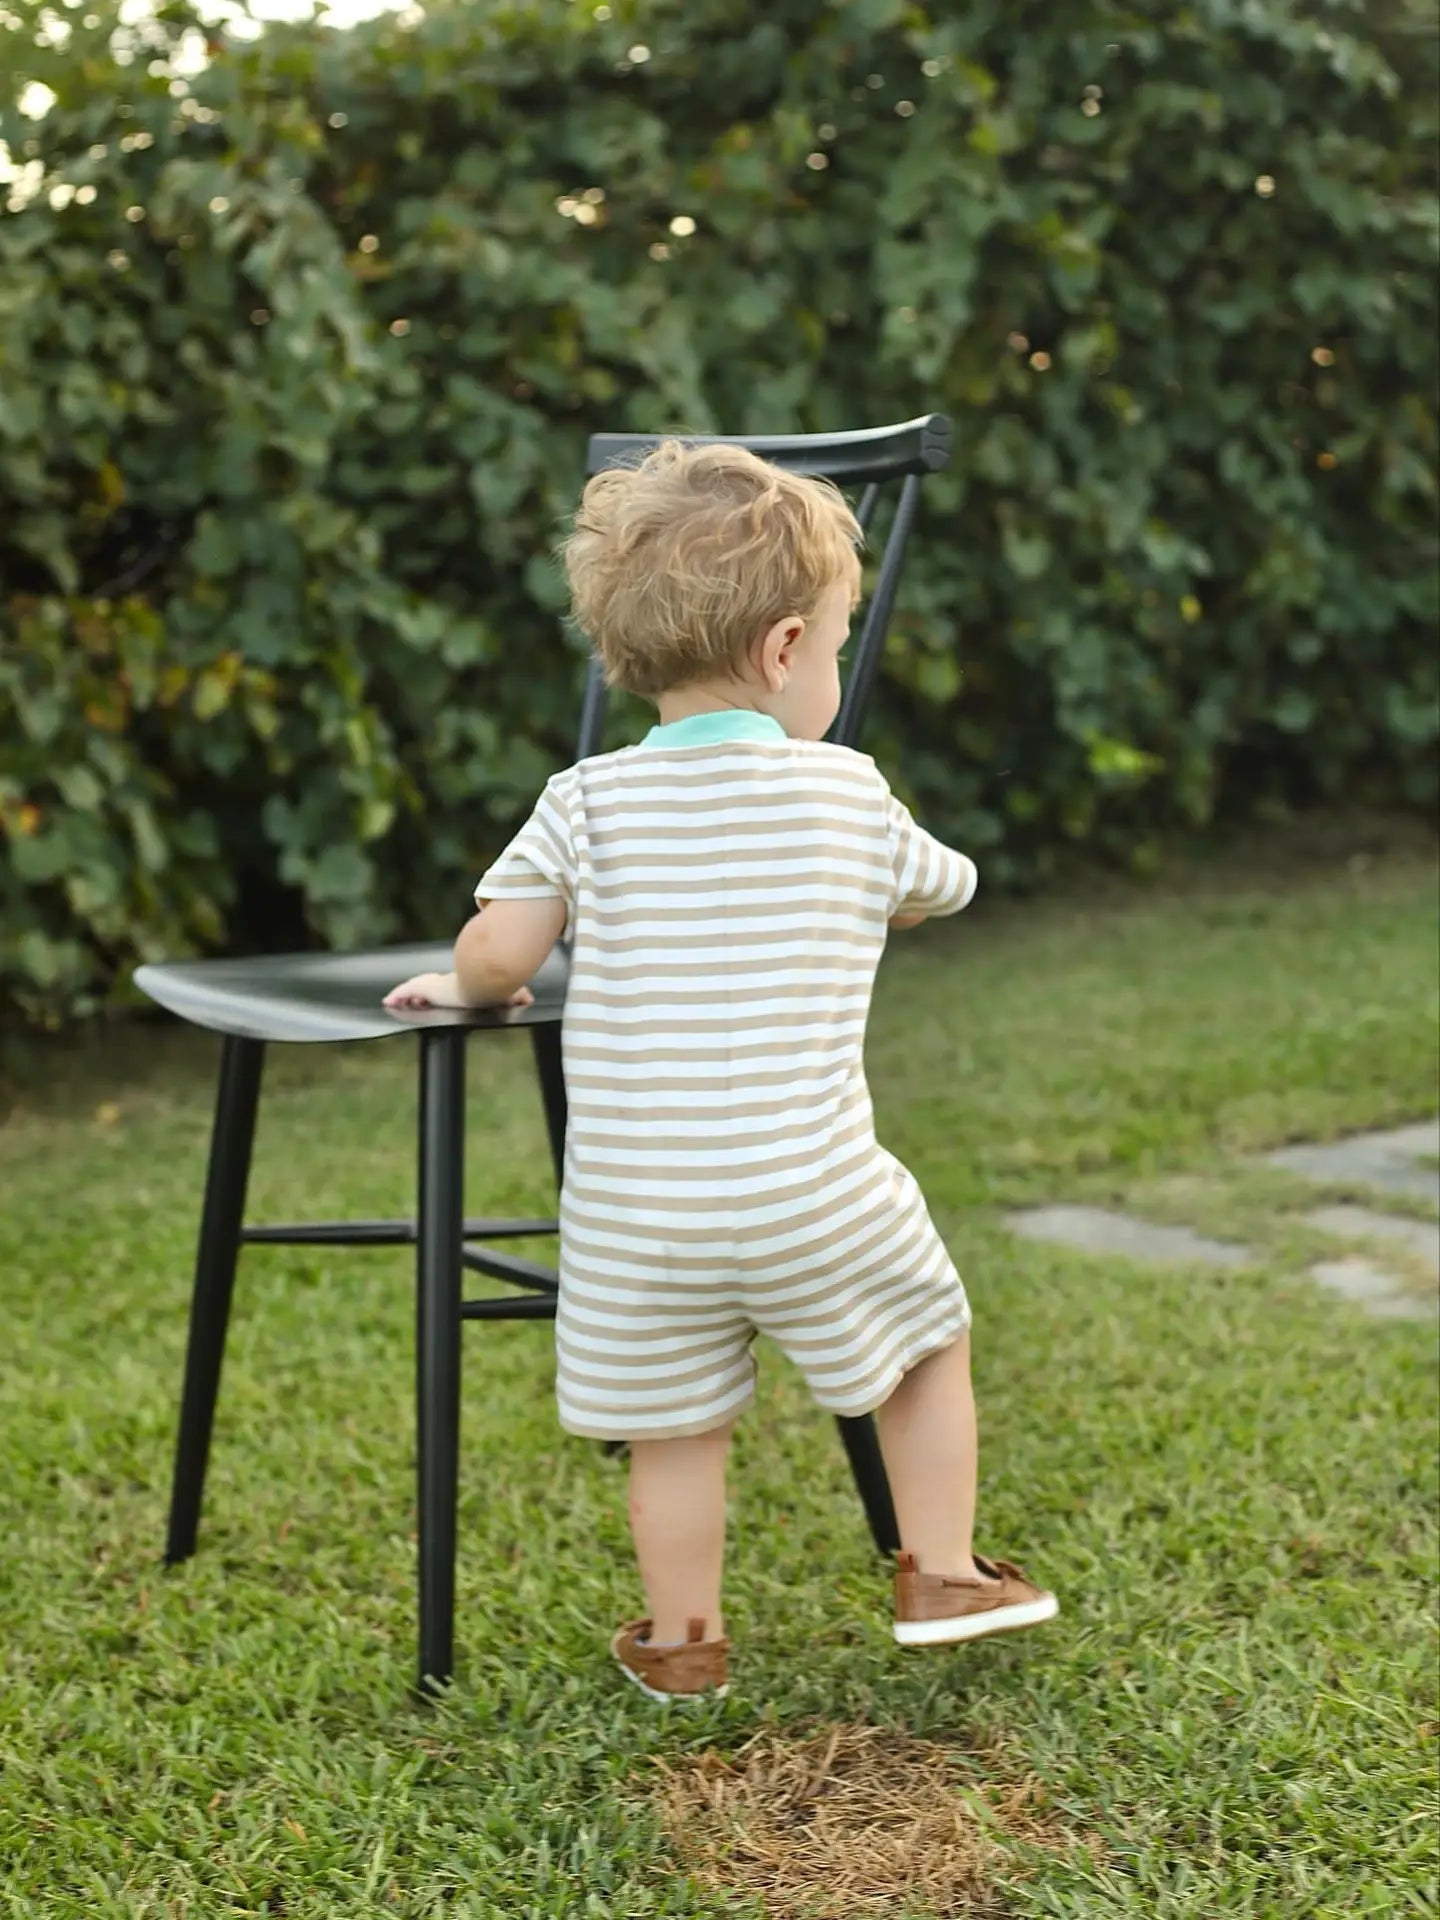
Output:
[1365, 1293, 1440, 1322]
[1263, 1122, 1440, 1204]
[1309, 1258, 1437, 1322]
[1363, 1120, 1440, 1160]
[1309, 1256, 1404, 1305]
[1305, 1205, 1440, 1277]
[1005, 1206, 1250, 1268]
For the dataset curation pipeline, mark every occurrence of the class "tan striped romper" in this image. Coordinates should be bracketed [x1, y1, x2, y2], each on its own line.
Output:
[476, 709, 977, 1441]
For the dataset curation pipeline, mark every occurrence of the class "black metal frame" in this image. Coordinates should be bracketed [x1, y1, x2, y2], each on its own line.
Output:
[155, 416, 950, 1690]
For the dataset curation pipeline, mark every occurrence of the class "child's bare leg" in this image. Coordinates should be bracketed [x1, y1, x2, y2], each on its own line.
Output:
[627, 1423, 733, 1643]
[875, 1332, 990, 1580]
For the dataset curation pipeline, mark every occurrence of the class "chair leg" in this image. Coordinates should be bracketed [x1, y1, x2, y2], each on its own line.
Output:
[165, 1035, 266, 1565]
[836, 1413, 900, 1556]
[528, 1022, 567, 1188]
[415, 1028, 467, 1692]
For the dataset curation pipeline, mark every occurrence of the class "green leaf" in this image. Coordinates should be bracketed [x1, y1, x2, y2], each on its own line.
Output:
[1271, 689, 1315, 733]
[306, 842, 370, 905]
[1001, 526, 1052, 581]
[54, 766, 105, 810]
[193, 668, 233, 721]
[127, 801, 170, 875]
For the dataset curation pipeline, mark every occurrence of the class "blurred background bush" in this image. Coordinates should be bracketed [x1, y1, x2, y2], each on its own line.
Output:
[1, 0, 1436, 1025]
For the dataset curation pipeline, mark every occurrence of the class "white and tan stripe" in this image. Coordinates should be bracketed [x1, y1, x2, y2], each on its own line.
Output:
[477, 733, 977, 1440]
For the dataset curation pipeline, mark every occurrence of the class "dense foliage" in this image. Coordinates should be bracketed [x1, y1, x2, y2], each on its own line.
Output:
[1, 0, 1436, 1021]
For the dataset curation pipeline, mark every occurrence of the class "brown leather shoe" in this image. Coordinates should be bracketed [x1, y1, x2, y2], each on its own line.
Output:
[893, 1550, 1058, 1647]
[611, 1616, 729, 1700]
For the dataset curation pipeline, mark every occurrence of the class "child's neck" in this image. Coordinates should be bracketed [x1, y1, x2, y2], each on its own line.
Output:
[655, 685, 769, 726]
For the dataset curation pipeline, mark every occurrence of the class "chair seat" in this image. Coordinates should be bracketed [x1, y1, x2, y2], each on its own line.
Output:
[134, 941, 570, 1043]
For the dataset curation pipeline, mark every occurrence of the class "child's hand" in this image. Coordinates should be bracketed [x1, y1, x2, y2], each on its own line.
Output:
[383, 970, 534, 1011]
[889, 912, 926, 931]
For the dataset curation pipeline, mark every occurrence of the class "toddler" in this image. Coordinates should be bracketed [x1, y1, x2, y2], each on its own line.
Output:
[385, 442, 1056, 1699]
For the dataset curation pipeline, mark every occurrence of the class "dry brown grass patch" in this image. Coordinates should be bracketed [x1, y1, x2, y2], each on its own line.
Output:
[649, 1721, 1080, 1919]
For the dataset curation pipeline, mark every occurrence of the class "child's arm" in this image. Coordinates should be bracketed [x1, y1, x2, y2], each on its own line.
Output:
[883, 780, 978, 928]
[384, 896, 567, 1010]
[386, 773, 576, 1010]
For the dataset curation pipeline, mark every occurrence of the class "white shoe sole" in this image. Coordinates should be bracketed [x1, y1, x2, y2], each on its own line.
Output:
[893, 1591, 1059, 1646]
[614, 1656, 728, 1703]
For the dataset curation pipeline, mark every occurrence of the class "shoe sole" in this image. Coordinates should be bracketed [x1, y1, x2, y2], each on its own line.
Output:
[893, 1592, 1059, 1646]
[613, 1654, 729, 1703]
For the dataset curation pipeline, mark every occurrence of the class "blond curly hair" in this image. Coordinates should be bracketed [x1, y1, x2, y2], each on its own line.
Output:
[561, 439, 862, 698]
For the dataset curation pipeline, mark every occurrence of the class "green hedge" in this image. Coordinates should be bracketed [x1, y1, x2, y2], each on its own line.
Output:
[2, 0, 1436, 1023]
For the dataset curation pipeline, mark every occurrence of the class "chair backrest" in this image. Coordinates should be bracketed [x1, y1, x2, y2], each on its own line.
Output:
[571, 414, 952, 760]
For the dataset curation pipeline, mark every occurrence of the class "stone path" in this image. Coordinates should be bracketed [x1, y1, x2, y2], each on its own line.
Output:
[1308, 1259, 1435, 1319]
[1005, 1207, 1249, 1269]
[1303, 1204, 1440, 1271]
[1263, 1121, 1440, 1203]
[1005, 1121, 1439, 1322]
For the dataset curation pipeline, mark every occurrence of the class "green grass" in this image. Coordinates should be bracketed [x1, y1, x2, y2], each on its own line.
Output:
[2, 825, 1437, 1918]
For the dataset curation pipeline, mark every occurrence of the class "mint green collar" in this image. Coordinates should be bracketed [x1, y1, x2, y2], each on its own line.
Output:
[642, 710, 787, 749]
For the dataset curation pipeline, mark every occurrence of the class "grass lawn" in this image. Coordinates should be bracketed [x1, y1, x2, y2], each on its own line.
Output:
[1, 821, 1437, 1918]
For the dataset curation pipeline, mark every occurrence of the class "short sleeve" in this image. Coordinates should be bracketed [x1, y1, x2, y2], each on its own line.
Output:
[884, 783, 977, 919]
[475, 775, 577, 935]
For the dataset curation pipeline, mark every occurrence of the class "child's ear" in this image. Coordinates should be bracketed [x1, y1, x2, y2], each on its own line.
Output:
[757, 613, 806, 691]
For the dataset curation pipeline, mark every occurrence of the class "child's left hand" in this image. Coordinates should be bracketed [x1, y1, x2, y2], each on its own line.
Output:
[383, 970, 534, 1011]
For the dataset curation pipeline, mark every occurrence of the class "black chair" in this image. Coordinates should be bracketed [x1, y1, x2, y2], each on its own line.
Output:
[137, 413, 953, 1690]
